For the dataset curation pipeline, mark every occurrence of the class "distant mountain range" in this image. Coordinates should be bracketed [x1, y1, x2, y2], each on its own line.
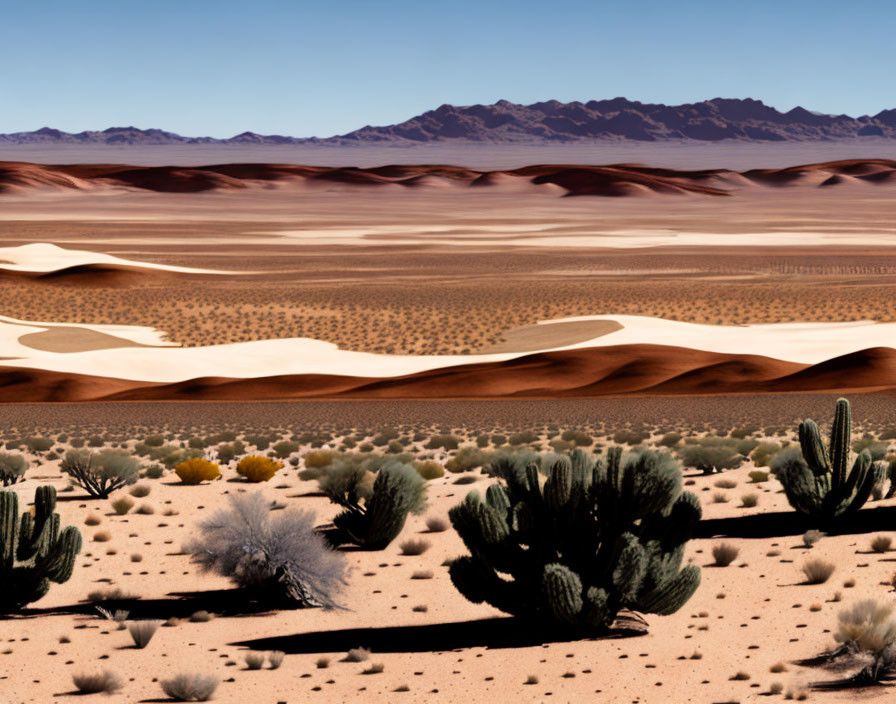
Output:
[4, 98, 896, 145]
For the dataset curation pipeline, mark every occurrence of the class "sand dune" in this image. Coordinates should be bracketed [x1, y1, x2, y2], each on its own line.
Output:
[3, 159, 896, 197]
[0, 242, 237, 278]
[3, 343, 896, 402]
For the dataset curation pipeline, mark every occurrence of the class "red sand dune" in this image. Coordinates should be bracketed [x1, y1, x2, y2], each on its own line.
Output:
[2, 344, 896, 403]
[3, 159, 896, 197]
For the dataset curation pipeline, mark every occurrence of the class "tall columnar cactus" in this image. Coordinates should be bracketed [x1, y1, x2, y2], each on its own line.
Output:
[325, 461, 427, 550]
[773, 398, 880, 522]
[1, 485, 83, 612]
[447, 448, 701, 632]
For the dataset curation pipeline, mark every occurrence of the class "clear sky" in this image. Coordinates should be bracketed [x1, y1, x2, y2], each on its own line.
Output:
[1, 0, 892, 138]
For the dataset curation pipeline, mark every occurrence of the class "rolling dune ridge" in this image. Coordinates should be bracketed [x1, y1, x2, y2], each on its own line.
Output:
[4, 159, 896, 197]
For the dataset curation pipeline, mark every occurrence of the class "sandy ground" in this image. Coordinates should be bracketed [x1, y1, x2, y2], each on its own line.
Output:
[2, 431, 894, 704]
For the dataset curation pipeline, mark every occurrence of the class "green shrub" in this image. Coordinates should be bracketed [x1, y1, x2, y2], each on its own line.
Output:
[24, 437, 54, 453]
[445, 447, 492, 473]
[61, 449, 141, 498]
[0, 452, 28, 487]
[425, 434, 460, 451]
[508, 431, 539, 446]
[750, 442, 781, 468]
[560, 430, 593, 447]
[748, 470, 769, 483]
[413, 461, 444, 480]
[612, 430, 650, 446]
[272, 441, 299, 459]
[679, 439, 743, 474]
[657, 433, 682, 448]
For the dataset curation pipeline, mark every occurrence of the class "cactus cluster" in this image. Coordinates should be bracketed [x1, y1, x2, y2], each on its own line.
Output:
[324, 461, 427, 550]
[1, 486, 82, 612]
[447, 448, 701, 632]
[773, 398, 881, 522]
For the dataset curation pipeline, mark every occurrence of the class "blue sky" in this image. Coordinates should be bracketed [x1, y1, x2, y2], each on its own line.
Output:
[1, 0, 892, 137]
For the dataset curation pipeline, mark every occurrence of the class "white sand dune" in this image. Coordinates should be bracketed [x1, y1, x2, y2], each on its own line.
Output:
[1, 314, 896, 383]
[0, 242, 237, 275]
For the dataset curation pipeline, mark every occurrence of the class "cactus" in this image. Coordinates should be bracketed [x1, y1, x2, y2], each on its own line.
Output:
[772, 398, 880, 522]
[1, 485, 83, 612]
[447, 447, 701, 632]
[324, 461, 427, 550]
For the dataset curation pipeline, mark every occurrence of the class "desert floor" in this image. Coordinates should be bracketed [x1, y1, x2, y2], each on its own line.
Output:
[1, 417, 895, 704]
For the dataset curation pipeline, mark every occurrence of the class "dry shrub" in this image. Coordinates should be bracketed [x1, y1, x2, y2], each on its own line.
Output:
[268, 651, 285, 669]
[110, 496, 134, 515]
[129, 484, 151, 498]
[712, 542, 739, 567]
[413, 460, 444, 480]
[344, 647, 370, 662]
[834, 599, 896, 653]
[304, 450, 337, 468]
[128, 620, 161, 648]
[72, 670, 124, 694]
[803, 558, 836, 584]
[236, 455, 283, 483]
[175, 458, 220, 485]
[424, 515, 448, 532]
[871, 535, 893, 553]
[399, 538, 430, 556]
[244, 651, 266, 670]
[160, 673, 219, 701]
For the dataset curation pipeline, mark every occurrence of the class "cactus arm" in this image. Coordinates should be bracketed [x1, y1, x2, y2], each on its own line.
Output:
[829, 398, 852, 488]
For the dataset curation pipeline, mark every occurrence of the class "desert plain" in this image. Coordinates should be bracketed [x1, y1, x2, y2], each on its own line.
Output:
[2, 148, 896, 703]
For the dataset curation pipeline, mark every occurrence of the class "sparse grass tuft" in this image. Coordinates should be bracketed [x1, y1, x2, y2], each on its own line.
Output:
[400, 538, 431, 556]
[344, 647, 370, 662]
[160, 673, 219, 701]
[128, 621, 161, 649]
[712, 542, 740, 567]
[802, 558, 836, 584]
[871, 535, 892, 553]
[72, 670, 124, 694]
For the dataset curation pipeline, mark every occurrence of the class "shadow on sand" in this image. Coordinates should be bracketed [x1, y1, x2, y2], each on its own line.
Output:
[695, 504, 896, 540]
[232, 614, 647, 654]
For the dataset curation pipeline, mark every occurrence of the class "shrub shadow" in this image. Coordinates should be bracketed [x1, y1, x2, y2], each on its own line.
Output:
[11, 588, 278, 621]
[232, 614, 646, 654]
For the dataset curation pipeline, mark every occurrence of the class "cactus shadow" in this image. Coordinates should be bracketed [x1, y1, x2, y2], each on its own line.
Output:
[695, 505, 896, 540]
[232, 615, 647, 654]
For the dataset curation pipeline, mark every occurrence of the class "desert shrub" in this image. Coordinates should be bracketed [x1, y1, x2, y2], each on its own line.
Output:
[216, 441, 245, 465]
[448, 448, 701, 632]
[399, 538, 430, 555]
[237, 455, 283, 483]
[444, 447, 491, 473]
[871, 535, 893, 553]
[712, 542, 740, 566]
[508, 431, 539, 446]
[189, 610, 214, 622]
[185, 491, 346, 608]
[272, 441, 299, 459]
[425, 515, 448, 532]
[748, 470, 769, 483]
[657, 432, 682, 448]
[323, 461, 427, 550]
[128, 620, 161, 648]
[413, 460, 444, 480]
[160, 673, 219, 702]
[714, 478, 737, 489]
[372, 429, 399, 446]
[24, 437, 54, 453]
[304, 449, 337, 468]
[144, 435, 165, 447]
[612, 429, 650, 445]
[1, 486, 82, 612]
[730, 425, 759, 439]
[735, 438, 760, 456]
[344, 647, 370, 662]
[475, 435, 490, 448]
[561, 430, 593, 447]
[143, 464, 165, 479]
[61, 449, 140, 498]
[268, 650, 284, 669]
[830, 599, 896, 683]
[135, 503, 155, 515]
[72, 670, 124, 694]
[491, 434, 507, 446]
[803, 529, 823, 547]
[129, 483, 151, 498]
[853, 437, 889, 461]
[0, 452, 27, 487]
[110, 496, 134, 515]
[245, 651, 266, 670]
[175, 458, 220, 485]
[750, 442, 781, 467]
[363, 662, 385, 674]
[802, 558, 836, 584]
[426, 434, 460, 451]
[772, 398, 880, 523]
[549, 439, 574, 453]
[740, 493, 759, 508]
[679, 439, 743, 474]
